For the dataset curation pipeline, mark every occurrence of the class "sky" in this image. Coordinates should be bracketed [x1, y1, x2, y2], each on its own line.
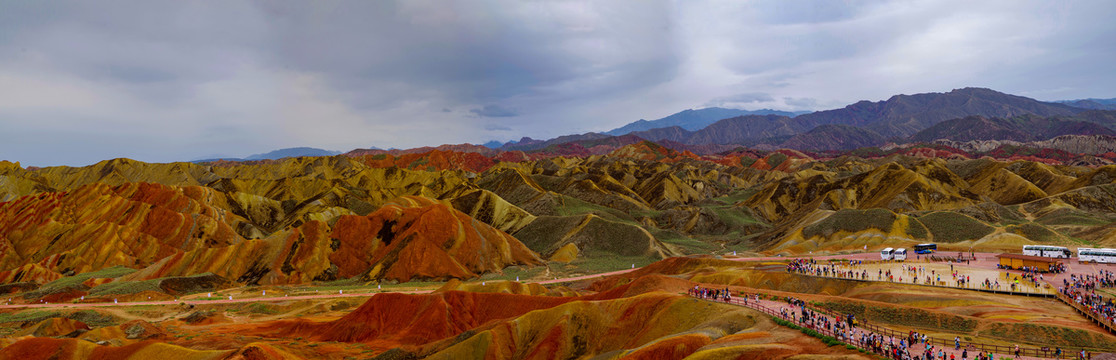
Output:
[1, 0, 1115, 166]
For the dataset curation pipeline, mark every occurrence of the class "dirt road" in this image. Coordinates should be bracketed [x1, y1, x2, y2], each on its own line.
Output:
[0, 268, 640, 310]
[5, 252, 1111, 310]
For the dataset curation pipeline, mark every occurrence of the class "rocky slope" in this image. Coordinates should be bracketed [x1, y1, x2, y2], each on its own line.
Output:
[3, 140, 1116, 288]
[909, 115, 1116, 143]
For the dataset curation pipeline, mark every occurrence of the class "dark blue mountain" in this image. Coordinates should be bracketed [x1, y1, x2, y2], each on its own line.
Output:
[245, 147, 341, 160]
[604, 107, 808, 136]
[1056, 98, 1116, 110]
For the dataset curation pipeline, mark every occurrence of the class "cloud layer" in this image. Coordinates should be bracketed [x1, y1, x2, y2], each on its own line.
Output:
[1, 0, 1114, 165]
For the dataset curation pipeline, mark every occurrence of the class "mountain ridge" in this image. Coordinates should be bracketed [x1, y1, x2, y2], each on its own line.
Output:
[909, 114, 1116, 143]
[1056, 98, 1116, 110]
[604, 107, 808, 136]
[192, 147, 341, 163]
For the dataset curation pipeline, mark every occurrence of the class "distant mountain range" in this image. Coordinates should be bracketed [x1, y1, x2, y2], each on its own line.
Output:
[193, 147, 341, 162]
[795, 87, 1084, 138]
[908, 114, 1116, 143]
[200, 89, 1116, 162]
[498, 87, 1106, 153]
[246, 147, 341, 160]
[603, 107, 808, 136]
[778, 124, 885, 152]
[1055, 98, 1116, 110]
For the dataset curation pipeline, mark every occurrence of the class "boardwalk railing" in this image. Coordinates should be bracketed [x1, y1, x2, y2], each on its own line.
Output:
[1056, 292, 1116, 335]
[691, 294, 1107, 359]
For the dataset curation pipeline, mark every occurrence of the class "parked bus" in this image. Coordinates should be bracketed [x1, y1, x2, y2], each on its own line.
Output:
[914, 243, 937, 254]
[893, 248, 908, 261]
[1078, 248, 1116, 263]
[1022, 245, 1071, 258]
[880, 248, 894, 260]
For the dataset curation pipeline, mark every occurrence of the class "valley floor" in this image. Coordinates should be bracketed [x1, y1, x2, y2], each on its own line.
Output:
[3, 253, 1116, 359]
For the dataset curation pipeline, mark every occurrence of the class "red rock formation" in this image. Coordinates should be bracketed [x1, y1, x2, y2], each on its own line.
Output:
[355, 150, 497, 173]
[0, 181, 539, 286]
[329, 196, 542, 282]
[0, 183, 245, 278]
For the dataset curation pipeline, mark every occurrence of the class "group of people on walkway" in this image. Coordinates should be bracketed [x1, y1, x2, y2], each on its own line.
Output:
[1060, 273, 1116, 329]
[1064, 270, 1115, 291]
[997, 263, 1066, 274]
[690, 283, 1099, 359]
[1002, 271, 1046, 292]
[787, 258, 999, 292]
[786, 258, 869, 280]
[688, 285, 732, 302]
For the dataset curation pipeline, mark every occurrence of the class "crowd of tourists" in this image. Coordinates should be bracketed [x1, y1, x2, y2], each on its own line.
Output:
[1063, 270, 1115, 291]
[1060, 271, 1116, 329]
[688, 286, 764, 307]
[688, 285, 732, 302]
[999, 270, 1047, 292]
[689, 285, 1098, 359]
[786, 259, 990, 290]
[996, 262, 1067, 273]
[786, 258, 869, 280]
[774, 296, 1030, 360]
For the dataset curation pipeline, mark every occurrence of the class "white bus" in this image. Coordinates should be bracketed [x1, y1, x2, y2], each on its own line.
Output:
[893, 248, 908, 261]
[1022, 245, 1071, 258]
[881, 248, 894, 260]
[1078, 248, 1116, 263]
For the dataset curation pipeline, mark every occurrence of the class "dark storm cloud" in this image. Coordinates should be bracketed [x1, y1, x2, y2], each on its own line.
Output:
[472, 105, 518, 118]
[257, 1, 679, 108]
[0, 0, 1114, 166]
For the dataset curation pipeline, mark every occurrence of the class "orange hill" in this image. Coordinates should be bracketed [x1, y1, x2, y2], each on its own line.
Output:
[0, 183, 540, 286]
[229, 286, 860, 359]
[328, 196, 542, 282]
[125, 195, 541, 284]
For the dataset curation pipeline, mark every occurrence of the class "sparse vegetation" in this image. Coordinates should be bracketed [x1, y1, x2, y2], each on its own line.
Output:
[88, 279, 161, 296]
[766, 152, 788, 167]
[918, 211, 995, 243]
[24, 266, 137, 299]
[802, 209, 929, 240]
[553, 195, 638, 224]
[1006, 223, 1063, 243]
[244, 303, 279, 315]
[0, 310, 61, 324]
[653, 229, 718, 253]
[818, 301, 977, 333]
[1035, 209, 1113, 227]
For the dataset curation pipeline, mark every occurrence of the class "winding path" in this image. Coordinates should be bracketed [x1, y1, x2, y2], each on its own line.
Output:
[0, 268, 640, 310]
[4, 251, 1112, 313]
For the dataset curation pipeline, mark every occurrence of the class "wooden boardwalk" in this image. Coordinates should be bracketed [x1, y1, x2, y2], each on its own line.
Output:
[1056, 292, 1116, 335]
[692, 294, 1112, 359]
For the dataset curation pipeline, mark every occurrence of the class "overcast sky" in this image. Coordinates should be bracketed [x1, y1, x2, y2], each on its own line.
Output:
[2, 0, 1114, 166]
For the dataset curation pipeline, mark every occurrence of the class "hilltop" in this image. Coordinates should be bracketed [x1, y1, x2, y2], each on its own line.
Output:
[2, 140, 1115, 295]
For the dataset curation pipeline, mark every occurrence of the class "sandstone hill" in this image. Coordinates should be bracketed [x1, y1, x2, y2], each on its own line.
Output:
[2, 140, 1115, 289]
